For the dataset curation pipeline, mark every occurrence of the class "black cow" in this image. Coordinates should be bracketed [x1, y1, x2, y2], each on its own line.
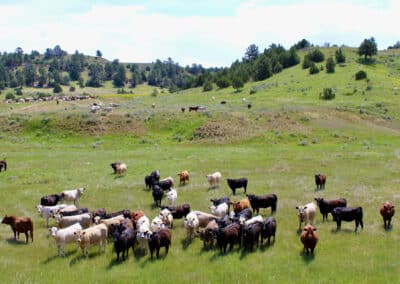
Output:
[57, 207, 89, 217]
[261, 217, 276, 245]
[113, 226, 135, 261]
[332, 207, 363, 232]
[247, 194, 278, 215]
[230, 208, 253, 223]
[213, 222, 241, 254]
[0, 159, 7, 172]
[314, 198, 347, 222]
[242, 221, 263, 251]
[160, 204, 191, 219]
[158, 179, 173, 191]
[227, 178, 248, 195]
[148, 228, 172, 259]
[315, 173, 327, 191]
[145, 170, 160, 190]
[210, 196, 230, 212]
[110, 162, 121, 174]
[152, 185, 164, 207]
[40, 194, 62, 206]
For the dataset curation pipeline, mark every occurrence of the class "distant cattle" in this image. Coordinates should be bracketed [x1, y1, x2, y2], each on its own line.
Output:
[300, 224, 318, 255]
[227, 178, 248, 195]
[115, 163, 127, 176]
[177, 170, 190, 185]
[0, 159, 7, 172]
[261, 217, 276, 245]
[40, 194, 62, 206]
[189, 106, 199, 112]
[247, 194, 278, 215]
[332, 207, 363, 232]
[380, 201, 395, 229]
[314, 198, 347, 222]
[60, 187, 85, 206]
[148, 228, 172, 259]
[315, 174, 327, 191]
[296, 202, 316, 229]
[181, 107, 185, 113]
[206, 172, 222, 188]
[1, 215, 33, 243]
[110, 162, 121, 174]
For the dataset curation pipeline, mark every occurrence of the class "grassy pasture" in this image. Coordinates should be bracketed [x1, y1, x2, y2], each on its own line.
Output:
[1, 48, 400, 283]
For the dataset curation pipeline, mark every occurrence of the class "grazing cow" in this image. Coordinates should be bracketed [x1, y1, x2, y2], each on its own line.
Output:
[37, 204, 75, 227]
[296, 202, 316, 229]
[177, 170, 190, 185]
[230, 198, 251, 214]
[261, 217, 276, 245]
[220, 101, 227, 104]
[189, 106, 199, 112]
[332, 207, 363, 232]
[160, 204, 191, 219]
[148, 228, 172, 259]
[152, 185, 164, 207]
[209, 202, 229, 218]
[213, 222, 241, 254]
[199, 219, 219, 249]
[1, 215, 33, 243]
[226, 178, 248, 195]
[55, 213, 92, 229]
[110, 162, 121, 174]
[116, 163, 127, 176]
[184, 212, 199, 242]
[300, 224, 318, 255]
[380, 201, 395, 229]
[315, 173, 327, 191]
[314, 198, 347, 222]
[166, 188, 178, 206]
[242, 221, 263, 251]
[40, 194, 62, 206]
[55, 207, 89, 217]
[206, 172, 222, 188]
[158, 176, 174, 191]
[113, 227, 135, 261]
[74, 223, 108, 257]
[60, 187, 85, 206]
[0, 159, 7, 172]
[181, 107, 185, 113]
[192, 211, 219, 228]
[159, 208, 174, 228]
[247, 194, 278, 215]
[49, 223, 82, 256]
[145, 170, 160, 190]
[98, 215, 125, 235]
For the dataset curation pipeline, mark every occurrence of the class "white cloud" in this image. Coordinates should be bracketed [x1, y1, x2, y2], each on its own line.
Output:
[0, 1, 399, 66]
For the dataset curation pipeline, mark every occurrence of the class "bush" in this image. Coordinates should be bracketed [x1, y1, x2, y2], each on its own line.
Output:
[69, 86, 76, 92]
[309, 63, 320, 74]
[249, 88, 257, 95]
[15, 88, 23, 96]
[355, 70, 367, 80]
[307, 48, 325, 62]
[5, 92, 15, 100]
[302, 56, 312, 69]
[326, 57, 336, 73]
[320, 88, 335, 100]
[53, 84, 62, 93]
[151, 89, 158, 97]
[216, 76, 231, 89]
[203, 81, 213, 92]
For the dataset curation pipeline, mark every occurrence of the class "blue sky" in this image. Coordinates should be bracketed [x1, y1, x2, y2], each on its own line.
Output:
[0, 0, 399, 67]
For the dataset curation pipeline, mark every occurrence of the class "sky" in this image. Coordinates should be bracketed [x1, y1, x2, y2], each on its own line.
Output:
[0, 0, 399, 67]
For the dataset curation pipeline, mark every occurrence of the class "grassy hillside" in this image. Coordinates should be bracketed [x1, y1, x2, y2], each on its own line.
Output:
[0, 48, 399, 283]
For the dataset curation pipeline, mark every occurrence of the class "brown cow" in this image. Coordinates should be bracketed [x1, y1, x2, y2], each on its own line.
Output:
[300, 224, 318, 255]
[177, 170, 190, 185]
[380, 201, 395, 229]
[315, 174, 327, 191]
[0, 159, 7, 172]
[1, 215, 33, 243]
[230, 198, 251, 214]
[148, 228, 172, 259]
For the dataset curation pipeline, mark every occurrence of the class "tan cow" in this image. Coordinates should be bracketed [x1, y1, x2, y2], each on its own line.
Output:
[74, 223, 108, 257]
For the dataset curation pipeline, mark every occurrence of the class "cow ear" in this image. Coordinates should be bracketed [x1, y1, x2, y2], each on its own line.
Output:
[295, 206, 299, 209]
[82, 232, 86, 236]
[304, 206, 307, 210]
[392, 206, 395, 208]
[313, 228, 317, 231]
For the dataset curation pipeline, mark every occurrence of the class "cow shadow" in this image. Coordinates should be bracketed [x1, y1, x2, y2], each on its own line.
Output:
[69, 251, 103, 266]
[181, 238, 194, 250]
[259, 241, 275, 252]
[296, 228, 302, 235]
[5, 238, 29, 245]
[42, 251, 76, 264]
[300, 251, 315, 264]
[106, 257, 130, 270]
[330, 228, 359, 234]
[384, 225, 393, 232]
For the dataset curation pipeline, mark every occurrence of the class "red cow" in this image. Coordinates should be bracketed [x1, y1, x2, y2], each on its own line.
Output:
[300, 224, 318, 255]
[380, 201, 395, 229]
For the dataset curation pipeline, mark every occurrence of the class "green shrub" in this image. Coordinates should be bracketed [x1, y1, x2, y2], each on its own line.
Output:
[53, 84, 63, 93]
[355, 70, 367, 80]
[69, 86, 76, 92]
[309, 63, 320, 74]
[320, 87, 335, 100]
[203, 81, 213, 92]
[16, 88, 23, 96]
[151, 89, 158, 97]
[5, 92, 15, 100]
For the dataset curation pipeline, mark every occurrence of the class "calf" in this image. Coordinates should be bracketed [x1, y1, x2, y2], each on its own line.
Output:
[152, 185, 164, 207]
[242, 221, 262, 251]
[210, 196, 230, 211]
[296, 202, 316, 229]
[116, 163, 127, 176]
[159, 209, 174, 228]
[110, 162, 120, 174]
[113, 227, 135, 261]
[214, 222, 241, 254]
[209, 202, 229, 218]
[315, 173, 327, 191]
[261, 217, 276, 245]
[177, 170, 190, 185]
[148, 228, 172, 259]
[314, 198, 347, 222]
[247, 193, 278, 215]
[49, 223, 82, 256]
[40, 194, 62, 206]
[380, 201, 395, 229]
[206, 172, 222, 188]
[199, 219, 219, 249]
[184, 212, 199, 242]
[227, 178, 248, 195]
[74, 223, 108, 257]
[230, 198, 251, 214]
[60, 187, 85, 206]
[166, 188, 178, 206]
[300, 224, 318, 255]
[332, 207, 363, 232]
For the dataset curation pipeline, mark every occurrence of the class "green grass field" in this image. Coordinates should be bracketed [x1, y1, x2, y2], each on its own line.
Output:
[0, 48, 399, 283]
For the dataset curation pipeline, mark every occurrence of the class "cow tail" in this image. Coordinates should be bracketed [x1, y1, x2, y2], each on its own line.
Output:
[30, 220, 34, 242]
[272, 194, 278, 213]
[359, 207, 364, 229]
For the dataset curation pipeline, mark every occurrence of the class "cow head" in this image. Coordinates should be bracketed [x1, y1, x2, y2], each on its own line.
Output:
[36, 205, 43, 215]
[303, 224, 317, 236]
[314, 198, 323, 206]
[48, 227, 58, 237]
[296, 206, 307, 221]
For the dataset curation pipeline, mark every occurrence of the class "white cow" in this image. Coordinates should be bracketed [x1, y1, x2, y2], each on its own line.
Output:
[61, 187, 85, 206]
[166, 188, 178, 206]
[206, 172, 222, 188]
[296, 202, 316, 229]
[159, 208, 174, 228]
[191, 210, 219, 228]
[49, 223, 82, 256]
[184, 212, 200, 242]
[36, 204, 75, 227]
[74, 223, 108, 257]
[136, 215, 151, 253]
[150, 216, 165, 232]
[240, 215, 263, 226]
[209, 203, 229, 218]
[55, 213, 92, 229]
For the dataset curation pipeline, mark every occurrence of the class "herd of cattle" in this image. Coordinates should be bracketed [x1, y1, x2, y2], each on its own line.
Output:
[0, 165, 396, 261]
